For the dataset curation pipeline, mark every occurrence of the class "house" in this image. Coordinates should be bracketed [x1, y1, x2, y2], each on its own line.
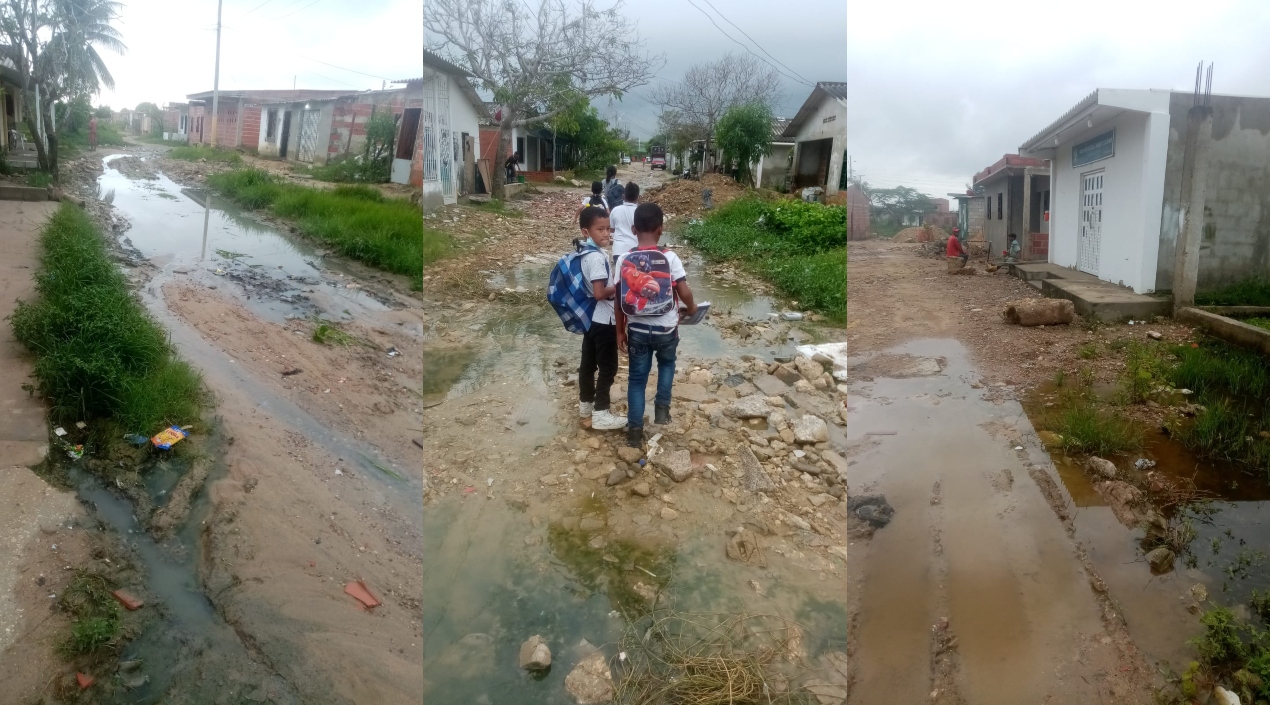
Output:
[187, 102, 206, 145]
[162, 103, 190, 141]
[184, 89, 351, 154]
[949, 190, 988, 243]
[0, 59, 27, 152]
[781, 82, 848, 197]
[847, 184, 871, 240]
[971, 154, 1051, 261]
[420, 49, 487, 209]
[755, 117, 794, 190]
[923, 197, 958, 232]
[1021, 88, 1270, 294]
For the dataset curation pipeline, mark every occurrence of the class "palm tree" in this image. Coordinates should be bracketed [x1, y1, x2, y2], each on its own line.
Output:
[45, 0, 126, 96]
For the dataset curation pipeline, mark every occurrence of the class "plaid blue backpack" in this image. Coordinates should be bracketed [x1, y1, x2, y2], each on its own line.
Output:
[548, 241, 608, 334]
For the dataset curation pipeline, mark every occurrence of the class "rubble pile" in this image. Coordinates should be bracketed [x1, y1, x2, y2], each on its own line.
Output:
[891, 225, 948, 243]
[645, 173, 749, 217]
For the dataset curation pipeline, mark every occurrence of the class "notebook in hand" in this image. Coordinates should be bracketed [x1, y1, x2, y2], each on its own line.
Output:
[680, 302, 710, 325]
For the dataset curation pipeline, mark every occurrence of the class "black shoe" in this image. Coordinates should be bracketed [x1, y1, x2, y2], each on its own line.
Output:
[626, 426, 643, 448]
[654, 404, 671, 425]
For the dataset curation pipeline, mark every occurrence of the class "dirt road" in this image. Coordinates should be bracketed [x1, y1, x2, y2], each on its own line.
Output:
[846, 241, 1156, 703]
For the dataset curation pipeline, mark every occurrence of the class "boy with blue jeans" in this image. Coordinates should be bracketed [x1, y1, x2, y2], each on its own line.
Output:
[615, 203, 697, 448]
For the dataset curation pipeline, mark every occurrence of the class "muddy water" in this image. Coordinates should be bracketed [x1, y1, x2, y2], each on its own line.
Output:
[848, 338, 1112, 704]
[1023, 388, 1270, 670]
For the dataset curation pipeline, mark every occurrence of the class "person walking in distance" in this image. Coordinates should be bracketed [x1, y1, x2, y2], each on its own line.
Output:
[88, 115, 98, 151]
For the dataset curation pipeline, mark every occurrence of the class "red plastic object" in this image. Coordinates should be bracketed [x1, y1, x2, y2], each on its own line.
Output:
[112, 589, 144, 611]
[77, 672, 95, 689]
[344, 580, 381, 609]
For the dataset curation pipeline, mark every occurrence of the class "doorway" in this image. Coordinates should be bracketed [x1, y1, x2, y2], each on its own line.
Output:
[392, 107, 422, 185]
[794, 138, 833, 190]
[279, 110, 292, 158]
[1079, 170, 1103, 275]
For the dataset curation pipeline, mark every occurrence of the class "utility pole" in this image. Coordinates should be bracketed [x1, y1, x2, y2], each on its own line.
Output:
[210, 0, 223, 146]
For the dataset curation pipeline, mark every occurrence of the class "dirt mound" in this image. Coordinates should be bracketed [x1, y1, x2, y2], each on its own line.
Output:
[645, 173, 747, 216]
[891, 225, 949, 243]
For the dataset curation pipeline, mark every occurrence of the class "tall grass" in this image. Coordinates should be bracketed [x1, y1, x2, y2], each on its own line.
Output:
[10, 205, 205, 432]
[1167, 340, 1270, 470]
[1195, 277, 1270, 307]
[207, 169, 426, 288]
[167, 145, 242, 164]
[1055, 401, 1141, 456]
[680, 197, 846, 320]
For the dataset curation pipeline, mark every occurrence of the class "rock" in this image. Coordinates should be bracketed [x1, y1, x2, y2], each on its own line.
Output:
[579, 516, 606, 531]
[1086, 456, 1117, 479]
[653, 449, 693, 482]
[565, 652, 614, 705]
[794, 379, 816, 394]
[519, 635, 552, 670]
[739, 447, 775, 492]
[809, 493, 834, 507]
[1214, 686, 1241, 705]
[773, 365, 803, 385]
[631, 482, 651, 497]
[661, 507, 679, 520]
[688, 369, 712, 386]
[1095, 481, 1145, 528]
[793, 415, 829, 444]
[632, 581, 657, 604]
[540, 474, 561, 486]
[606, 468, 627, 486]
[782, 511, 811, 531]
[848, 495, 894, 528]
[753, 374, 790, 397]
[765, 396, 785, 408]
[725, 528, 766, 567]
[822, 451, 847, 476]
[1147, 330, 1164, 341]
[794, 356, 824, 382]
[726, 395, 772, 419]
[672, 383, 710, 402]
[828, 546, 848, 562]
[793, 460, 820, 476]
[617, 447, 643, 463]
[1145, 546, 1175, 573]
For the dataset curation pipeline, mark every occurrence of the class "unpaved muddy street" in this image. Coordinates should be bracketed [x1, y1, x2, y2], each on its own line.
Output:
[2, 148, 424, 704]
[421, 171, 851, 702]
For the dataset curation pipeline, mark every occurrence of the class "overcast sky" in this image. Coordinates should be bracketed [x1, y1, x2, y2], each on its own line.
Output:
[424, 0, 847, 143]
[849, 0, 1270, 199]
[96, 0, 421, 112]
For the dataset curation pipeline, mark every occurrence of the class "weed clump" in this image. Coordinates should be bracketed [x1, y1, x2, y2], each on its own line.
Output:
[1196, 277, 1270, 307]
[207, 169, 427, 288]
[167, 145, 242, 164]
[57, 572, 123, 656]
[1054, 401, 1141, 456]
[10, 205, 205, 433]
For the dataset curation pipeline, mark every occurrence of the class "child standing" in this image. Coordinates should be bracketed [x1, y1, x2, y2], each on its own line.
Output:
[582, 181, 608, 212]
[615, 203, 696, 448]
[576, 206, 627, 431]
[608, 181, 640, 262]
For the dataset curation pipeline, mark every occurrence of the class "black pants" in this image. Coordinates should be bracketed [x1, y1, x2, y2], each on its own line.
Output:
[579, 321, 618, 411]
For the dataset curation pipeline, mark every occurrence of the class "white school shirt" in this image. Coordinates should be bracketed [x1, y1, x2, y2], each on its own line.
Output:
[609, 202, 639, 256]
[615, 248, 687, 330]
[581, 197, 608, 211]
[579, 249, 615, 325]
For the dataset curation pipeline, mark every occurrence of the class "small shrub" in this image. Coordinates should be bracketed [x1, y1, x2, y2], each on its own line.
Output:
[1055, 402, 1141, 456]
[26, 171, 53, 188]
[1078, 342, 1098, 359]
[57, 572, 123, 656]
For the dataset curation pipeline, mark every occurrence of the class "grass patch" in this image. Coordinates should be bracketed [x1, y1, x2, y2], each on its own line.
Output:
[1078, 342, 1099, 359]
[10, 205, 206, 435]
[58, 121, 126, 157]
[1171, 606, 1270, 704]
[57, 572, 123, 656]
[312, 322, 357, 346]
[1245, 317, 1270, 332]
[1054, 400, 1141, 456]
[25, 170, 53, 188]
[1196, 277, 1270, 307]
[680, 197, 846, 320]
[167, 145, 242, 164]
[464, 198, 523, 218]
[207, 169, 425, 288]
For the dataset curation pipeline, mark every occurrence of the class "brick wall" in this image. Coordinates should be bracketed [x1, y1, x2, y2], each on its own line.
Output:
[214, 102, 239, 148]
[240, 105, 261, 153]
[1030, 232, 1049, 259]
[326, 89, 419, 161]
[410, 116, 423, 187]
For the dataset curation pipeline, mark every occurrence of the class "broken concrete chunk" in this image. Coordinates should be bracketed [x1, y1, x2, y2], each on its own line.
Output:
[725, 394, 772, 419]
[793, 415, 829, 444]
[565, 652, 615, 705]
[617, 447, 643, 463]
[672, 383, 710, 402]
[753, 374, 790, 397]
[781, 510, 812, 531]
[519, 635, 552, 670]
[739, 447, 775, 492]
[653, 449, 693, 482]
[794, 355, 824, 382]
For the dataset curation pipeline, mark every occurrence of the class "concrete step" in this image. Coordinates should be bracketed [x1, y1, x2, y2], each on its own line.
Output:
[1040, 279, 1171, 322]
[1026, 280, 1043, 291]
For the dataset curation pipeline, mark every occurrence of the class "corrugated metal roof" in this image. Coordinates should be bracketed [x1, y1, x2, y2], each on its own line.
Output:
[782, 82, 847, 139]
[1020, 89, 1099, 152]
[423, 49, 474, 78]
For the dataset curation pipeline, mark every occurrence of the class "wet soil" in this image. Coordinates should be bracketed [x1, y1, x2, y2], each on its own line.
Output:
[422, 165, 849, 701]
[0, 149, 424, 703]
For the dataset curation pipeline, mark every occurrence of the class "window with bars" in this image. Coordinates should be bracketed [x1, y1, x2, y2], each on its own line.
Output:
[997, 193, 1003, 220]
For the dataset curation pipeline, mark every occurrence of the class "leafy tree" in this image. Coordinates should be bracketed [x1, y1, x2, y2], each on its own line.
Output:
[869, 185, 935, 225]
[427, 0, 661, 199]
[94, 105, 111, 118]
[651, 53, 781, 167]
[715, 102, 773, 186]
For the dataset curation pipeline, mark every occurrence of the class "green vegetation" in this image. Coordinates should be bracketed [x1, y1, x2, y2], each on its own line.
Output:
[1245, 317, 1270, 332]
[1054, 401, 1141, 456]
[57, 572, 123, 656]
[680, 197, 845, 319]
[207, 169, 425, 288]
[1175, 606, 1270, 704]
[167, 145, 242, 164]
[10, 205, 206, 434]
[25, 171, 53, 188]
[312, 322, 357, 346]
[714, 102, 773, 186]
[298, 111, 397, 183]
[465, 198, 523, 218]
[1078, 342, 1099, 359]
[1168, 340, 1270, 469]
[1196, 277, 1270, 307]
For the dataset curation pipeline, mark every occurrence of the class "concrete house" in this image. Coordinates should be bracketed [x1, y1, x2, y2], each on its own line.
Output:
[754, 117, 794, 190]
[185, 89, 350, 154]
[781, 82, 848, 197]
[972, 154, 1051, 261]
[1021, 88, 1270, 294]
[162, 103, 189, 141]
[949, 190, 988, 243]
[421, 49, 487, 209]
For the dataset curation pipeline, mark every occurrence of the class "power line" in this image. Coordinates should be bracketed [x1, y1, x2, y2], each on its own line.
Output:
[273, 0, 323, 21]
[232, 0, 280, 22]
[683, 0, 814, 89]
[695, 0, 815, 86]
[219, 25, 393, 82]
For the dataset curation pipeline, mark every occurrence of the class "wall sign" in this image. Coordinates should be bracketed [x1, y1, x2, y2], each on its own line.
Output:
[1072, 129, 1114, 167]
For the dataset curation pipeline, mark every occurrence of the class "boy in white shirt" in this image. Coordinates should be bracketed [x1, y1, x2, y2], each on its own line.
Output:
[576, 206, 627, 431]
[614, 203, 696, 448]
[608, 181, 641, 262]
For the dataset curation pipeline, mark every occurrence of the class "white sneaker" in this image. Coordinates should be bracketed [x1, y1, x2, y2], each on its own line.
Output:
[591, 409, 628, 431]
[579, 401, 594, 418]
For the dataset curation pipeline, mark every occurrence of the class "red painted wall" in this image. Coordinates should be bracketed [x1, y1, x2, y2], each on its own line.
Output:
[240, 105, 261, 153]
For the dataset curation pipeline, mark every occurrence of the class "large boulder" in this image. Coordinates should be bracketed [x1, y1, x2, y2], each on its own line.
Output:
[794, 355, 825, 382]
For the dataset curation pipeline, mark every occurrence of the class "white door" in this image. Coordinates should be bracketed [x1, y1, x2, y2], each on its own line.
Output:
[1078, 170, 1103, 275]
[297, 109, 321, 163]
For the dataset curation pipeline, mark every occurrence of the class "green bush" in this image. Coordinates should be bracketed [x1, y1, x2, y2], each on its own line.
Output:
[1055, 402, 1141, 456]
[10, 205, 205, 431]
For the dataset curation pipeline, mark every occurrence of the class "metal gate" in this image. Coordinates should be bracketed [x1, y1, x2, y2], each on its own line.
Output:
[297, 109, 320, 163]
[1079, 170, 1103, 274]
[437, 77, 454, 203]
